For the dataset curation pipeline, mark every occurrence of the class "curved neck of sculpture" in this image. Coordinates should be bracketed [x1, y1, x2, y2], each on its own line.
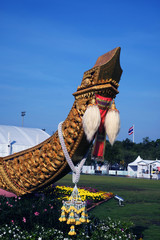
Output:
[0, 47, 122, 196]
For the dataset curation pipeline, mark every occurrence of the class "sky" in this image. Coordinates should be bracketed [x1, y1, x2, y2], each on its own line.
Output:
[0, 0, 160, 143]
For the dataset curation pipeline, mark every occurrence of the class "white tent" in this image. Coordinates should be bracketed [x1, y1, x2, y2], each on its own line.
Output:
[128, 156, 160, 179]
[152, 160, 160, 171]
[137, 160, 160, 179]
[137, 160, 154, 178]
[0, 125, 50, 157]
[128, 156, 142, 177]
[82, 165, 95, 174]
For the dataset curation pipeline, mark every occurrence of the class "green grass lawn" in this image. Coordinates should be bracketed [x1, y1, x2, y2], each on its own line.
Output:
[57, 174, 160, 240]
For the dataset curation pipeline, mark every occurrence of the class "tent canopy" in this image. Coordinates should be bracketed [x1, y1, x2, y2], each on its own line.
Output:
[128, 156, 143, 166]
[0, 125, 50, 157]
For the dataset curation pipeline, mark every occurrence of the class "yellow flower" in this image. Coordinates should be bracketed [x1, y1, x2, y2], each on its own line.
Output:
[55, 185, 113, 203]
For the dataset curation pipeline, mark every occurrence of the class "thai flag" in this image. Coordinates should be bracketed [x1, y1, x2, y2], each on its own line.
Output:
[128, 126, 134, 135]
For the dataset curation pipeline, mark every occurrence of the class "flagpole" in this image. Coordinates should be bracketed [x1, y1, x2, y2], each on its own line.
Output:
[133, 124, 134, 143]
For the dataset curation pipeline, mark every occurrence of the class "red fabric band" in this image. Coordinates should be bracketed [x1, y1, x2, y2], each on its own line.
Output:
[92, 94, 112, 160]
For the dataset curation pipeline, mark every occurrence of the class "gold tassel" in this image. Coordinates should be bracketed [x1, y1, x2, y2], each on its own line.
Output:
[59, 210, 66, 222]
[68, 225, 76, 236]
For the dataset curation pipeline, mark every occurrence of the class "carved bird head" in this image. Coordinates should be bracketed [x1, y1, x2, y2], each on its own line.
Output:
[73, 47, 122, 100]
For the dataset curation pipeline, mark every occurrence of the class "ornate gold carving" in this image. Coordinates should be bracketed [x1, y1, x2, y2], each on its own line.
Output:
[0, 47, 122, 195]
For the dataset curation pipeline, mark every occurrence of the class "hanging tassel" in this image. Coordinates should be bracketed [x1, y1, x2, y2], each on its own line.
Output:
[85, 212, 90, 223]
[75, 215, 81, 225]
[68, 210, 76, 224]
[104, 99, 120, 146]
[58, 121, 90, 236]
[59, 210, 66, 222]
[79, 210, 86, 223]
[68, 225, 76, 236]
[82, 99, 101, 142]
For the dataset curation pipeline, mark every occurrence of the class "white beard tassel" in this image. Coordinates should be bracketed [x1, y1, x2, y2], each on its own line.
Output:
[104, 99, 120, 146]
[82, 104, 101, 142]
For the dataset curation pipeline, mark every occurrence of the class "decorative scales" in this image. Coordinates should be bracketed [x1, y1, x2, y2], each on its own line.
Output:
[58, 122, 90, 236]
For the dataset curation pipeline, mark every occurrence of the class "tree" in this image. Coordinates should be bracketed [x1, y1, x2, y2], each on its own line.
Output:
[86, 137, 160, 166]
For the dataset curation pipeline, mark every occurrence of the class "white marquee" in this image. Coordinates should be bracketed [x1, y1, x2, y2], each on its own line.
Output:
[0, 125, 50, 157]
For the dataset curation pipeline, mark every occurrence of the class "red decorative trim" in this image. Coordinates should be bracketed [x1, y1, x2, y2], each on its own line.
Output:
[92, 94, 112, 160]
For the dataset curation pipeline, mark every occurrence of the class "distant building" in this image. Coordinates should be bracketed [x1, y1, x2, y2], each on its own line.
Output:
[128, 156, 160, 179]
[0, 125, 50, 157]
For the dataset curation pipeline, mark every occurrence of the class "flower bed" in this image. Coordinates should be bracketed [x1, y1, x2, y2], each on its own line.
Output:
[0, 218, 136, 239]
[0, 185, 136, 239]
[55, 185, 114, 206]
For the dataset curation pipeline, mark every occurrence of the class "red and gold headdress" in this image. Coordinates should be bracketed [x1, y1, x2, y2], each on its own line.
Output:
[82, 95, 120, 160]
